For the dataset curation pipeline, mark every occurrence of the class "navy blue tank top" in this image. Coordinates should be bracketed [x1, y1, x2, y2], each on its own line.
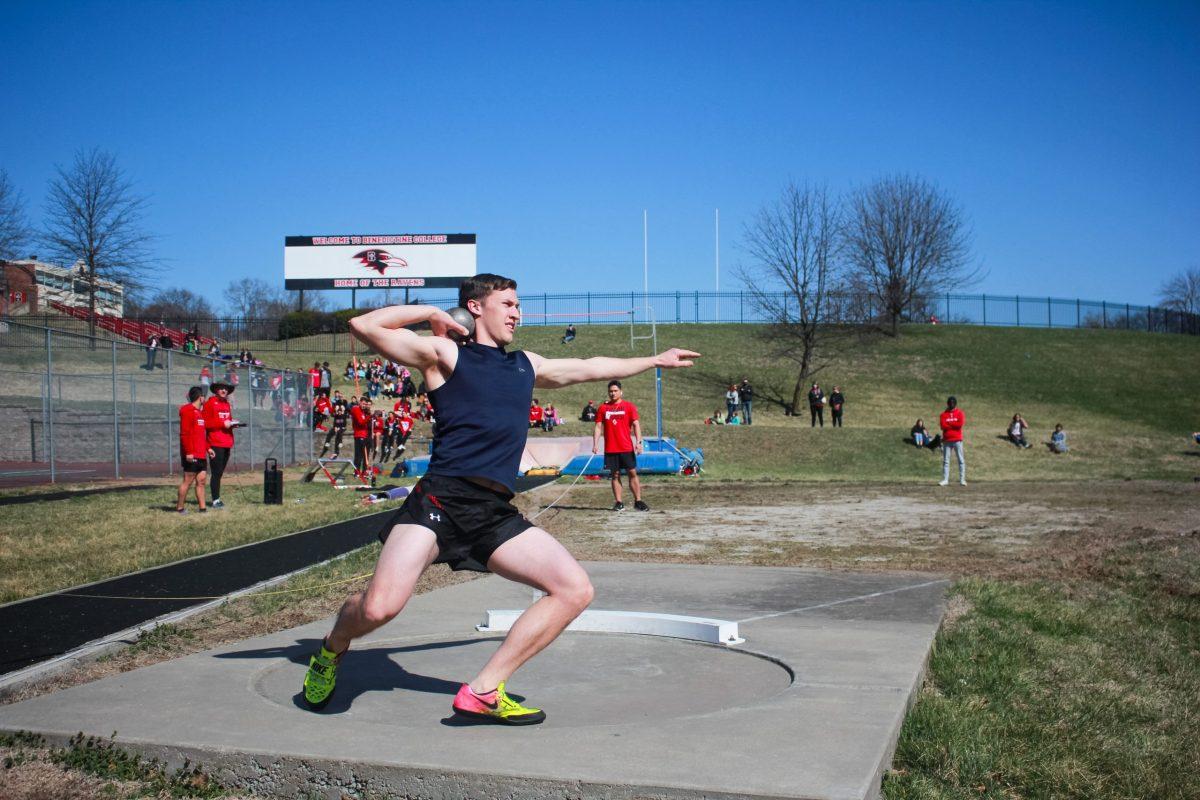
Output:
[427, 342, 534, 494]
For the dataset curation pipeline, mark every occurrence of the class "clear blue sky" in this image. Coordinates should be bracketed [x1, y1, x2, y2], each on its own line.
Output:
[2, 0, 1197, 311]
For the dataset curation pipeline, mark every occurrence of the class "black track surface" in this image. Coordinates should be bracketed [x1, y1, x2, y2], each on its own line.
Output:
[0, 510, 393, 676]
[1, 473, 560, 676]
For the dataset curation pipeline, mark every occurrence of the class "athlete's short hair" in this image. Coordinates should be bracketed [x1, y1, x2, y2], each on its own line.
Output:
[187, 386, 203, 402]
[947, 396, 957, 408]
[608, 380, 622, 389]
[459, 273, 517, 308]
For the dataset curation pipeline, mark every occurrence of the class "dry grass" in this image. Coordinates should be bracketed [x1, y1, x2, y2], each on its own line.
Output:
[0, 467, 397, 602]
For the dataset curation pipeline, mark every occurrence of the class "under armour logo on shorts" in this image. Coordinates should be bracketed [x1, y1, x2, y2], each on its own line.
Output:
[429, 512, 441, 522]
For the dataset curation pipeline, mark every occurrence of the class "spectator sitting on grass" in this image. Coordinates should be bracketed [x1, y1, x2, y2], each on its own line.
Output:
[1050, 424, 1069, 453]
[706, 409, 725, 425]
[562, 323, 576, 344]
[911, 418, 939, 448]
[529, 399, 545, 429]
[580, 400, 597, 422]
[1008, 413, 1032, 449]
[727, 411, 742, 425]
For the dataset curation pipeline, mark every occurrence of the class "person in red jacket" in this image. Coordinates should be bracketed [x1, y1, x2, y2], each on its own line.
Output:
[177, 386, 215, 513]
[204, 381, 240, 507]
[938, 396, 966, 486]
[313, 392, 332, 431]
[350, 396, 373, 481]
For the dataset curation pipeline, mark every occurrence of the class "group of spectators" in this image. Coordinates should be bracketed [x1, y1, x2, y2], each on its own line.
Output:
[707, 379, 850, 428]
[906, 397, 1078, 488]
[343, 356, 427, 402]
[908, 411, 1070, 454]
[315, 391, 420, 482]
[529, 400, 564, 431]
[708, 379, 755, 425]
[804, 382, 845, 427]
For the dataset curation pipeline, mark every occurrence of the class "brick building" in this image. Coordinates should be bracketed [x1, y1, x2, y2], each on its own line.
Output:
[1, 258, 124, 316]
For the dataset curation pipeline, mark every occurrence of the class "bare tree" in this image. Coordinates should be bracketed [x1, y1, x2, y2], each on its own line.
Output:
[1157, 267, 1200, 315]
[135, 287, 215, 321]
[739, 181, 844, 414]
[41, 148, 156, 338]
[224, 278, 292, 318]
[0, 168, 32, 260]
[843, 174, 975, 335]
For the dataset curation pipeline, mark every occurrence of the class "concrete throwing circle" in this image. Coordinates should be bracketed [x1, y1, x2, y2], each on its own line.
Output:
[254, 632, 792, 728]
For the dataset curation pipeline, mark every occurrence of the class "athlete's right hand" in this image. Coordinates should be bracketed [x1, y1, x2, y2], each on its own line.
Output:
[429, 309, 470, 340]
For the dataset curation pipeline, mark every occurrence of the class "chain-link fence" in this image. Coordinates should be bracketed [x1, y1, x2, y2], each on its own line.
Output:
[15, 290, 1194, 355]
[0, 317, 315, 487]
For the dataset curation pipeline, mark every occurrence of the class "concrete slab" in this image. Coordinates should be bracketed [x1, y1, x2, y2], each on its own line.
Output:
[0, 563, 947, 800]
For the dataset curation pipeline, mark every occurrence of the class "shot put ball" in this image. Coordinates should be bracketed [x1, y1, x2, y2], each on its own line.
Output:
[447, 307, 475, 341]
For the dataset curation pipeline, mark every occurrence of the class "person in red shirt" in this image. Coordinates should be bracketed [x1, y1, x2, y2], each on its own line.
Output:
[593, 380, 648, 511]
[350, 396, 374, 482]
[938, 395, 966, 486]
[528, 400, 544, 428]
[313, 393, 333, 431]
[204, 381, 239, 507]
[177, 386, 215, 513]
[309, 363, 322, 395]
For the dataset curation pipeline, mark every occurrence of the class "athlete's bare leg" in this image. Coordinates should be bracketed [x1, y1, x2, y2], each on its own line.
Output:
[176, 472, 196, 510]
[324, 524, 439, 654]
[194, 472, 207, 510]
[470, 527, 593, 692]
[628, 469, 642, 502]
[610, 473, 623, 504]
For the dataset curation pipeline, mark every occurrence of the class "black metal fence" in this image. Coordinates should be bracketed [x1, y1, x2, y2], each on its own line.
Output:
[7, 291, 1197, 355]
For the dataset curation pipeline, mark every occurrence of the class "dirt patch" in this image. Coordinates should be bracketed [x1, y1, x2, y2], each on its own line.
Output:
[522, 478, 1200, 579]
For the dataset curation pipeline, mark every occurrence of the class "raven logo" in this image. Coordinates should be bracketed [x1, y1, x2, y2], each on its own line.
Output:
[353, 249, 408, 275]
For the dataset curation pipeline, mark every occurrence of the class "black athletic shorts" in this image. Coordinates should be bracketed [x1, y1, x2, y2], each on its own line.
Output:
[604, 451, 637, 473]
[180, 447, 207, 473]
[378, 473, 534, 573]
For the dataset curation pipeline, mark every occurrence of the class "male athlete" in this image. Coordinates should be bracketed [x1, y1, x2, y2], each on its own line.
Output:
[593, 380, 648, 511]
[302, 273, 698, 724]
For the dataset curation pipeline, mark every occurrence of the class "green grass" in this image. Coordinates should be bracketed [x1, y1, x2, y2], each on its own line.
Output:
[885, 531, 1200, 799]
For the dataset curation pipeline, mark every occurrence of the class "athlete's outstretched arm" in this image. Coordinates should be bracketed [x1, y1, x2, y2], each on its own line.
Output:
[349, 305, 465, 375]
[526, 348, 700, 389]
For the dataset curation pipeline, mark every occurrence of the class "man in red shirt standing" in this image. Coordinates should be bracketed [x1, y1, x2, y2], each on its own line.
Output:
[938, 395, 966, 486]
[309, 362, 322, 397]
[204, 381, 239, 507]
[177, 386, 214, 513]
[593, 380, 648, 511]
[350, 396, 374, 482]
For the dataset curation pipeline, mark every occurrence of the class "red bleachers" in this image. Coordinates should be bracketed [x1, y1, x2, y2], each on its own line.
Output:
[49, 302, 217, 348]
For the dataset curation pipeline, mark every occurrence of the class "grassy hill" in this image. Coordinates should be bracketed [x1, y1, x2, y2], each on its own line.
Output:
[262, 322, 1200, 483]
[5, 319, 1195, 482]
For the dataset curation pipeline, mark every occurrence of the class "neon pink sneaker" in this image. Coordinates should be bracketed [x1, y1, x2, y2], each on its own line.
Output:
[451, 682, 546, 725]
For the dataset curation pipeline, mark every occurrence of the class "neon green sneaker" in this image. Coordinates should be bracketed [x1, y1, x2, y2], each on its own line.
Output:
[452, 681, 546, 725]
[303, 642, 343, 710]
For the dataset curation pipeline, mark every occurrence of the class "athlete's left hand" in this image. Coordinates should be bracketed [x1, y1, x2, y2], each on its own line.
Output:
[654, 348, 700, 369]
